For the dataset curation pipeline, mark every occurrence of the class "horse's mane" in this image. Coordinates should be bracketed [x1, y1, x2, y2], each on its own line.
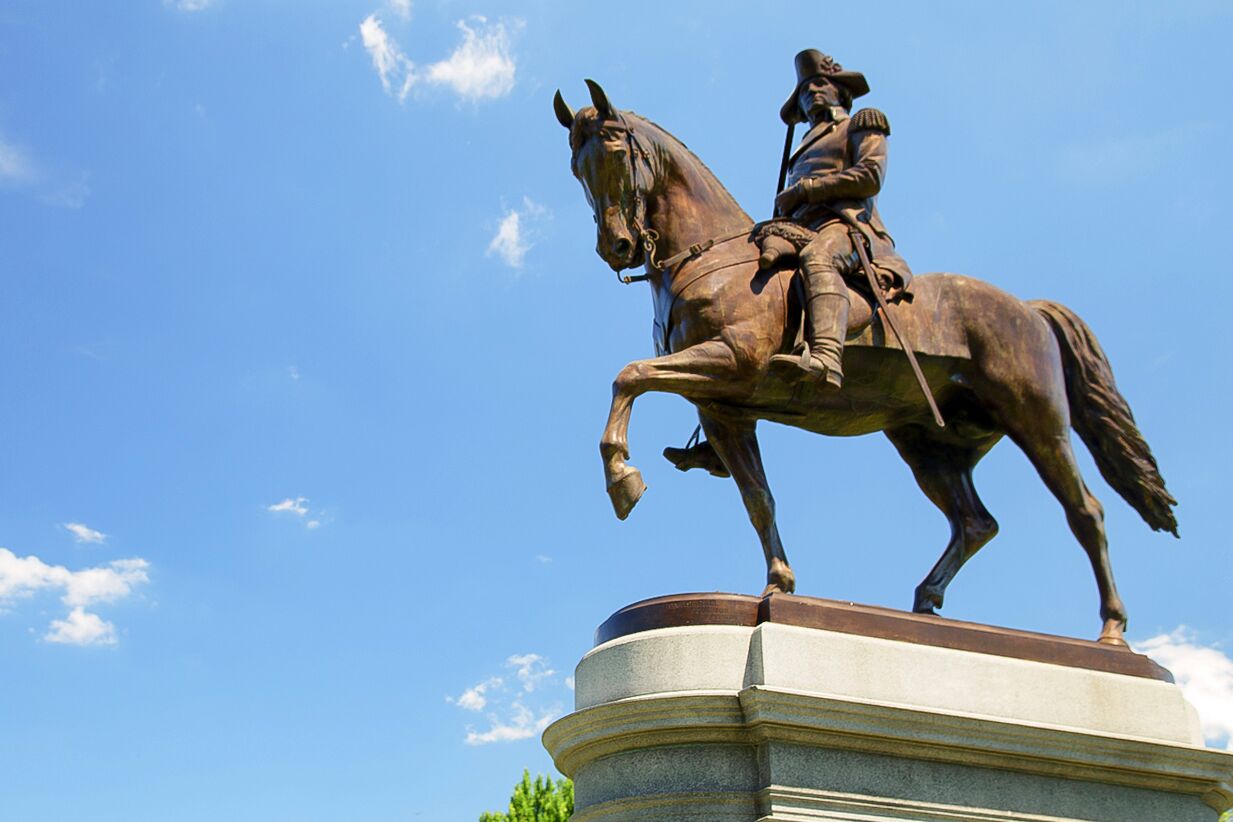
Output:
[570, 107, 749, 221]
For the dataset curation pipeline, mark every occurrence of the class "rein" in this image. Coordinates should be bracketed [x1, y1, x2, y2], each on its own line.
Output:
[603, 114, 751, 286]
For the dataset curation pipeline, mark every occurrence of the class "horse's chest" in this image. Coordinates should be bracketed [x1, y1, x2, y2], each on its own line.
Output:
[651, 286, 726, 356]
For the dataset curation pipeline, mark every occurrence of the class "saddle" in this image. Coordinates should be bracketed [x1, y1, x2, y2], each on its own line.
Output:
[751, 219, 906, 304]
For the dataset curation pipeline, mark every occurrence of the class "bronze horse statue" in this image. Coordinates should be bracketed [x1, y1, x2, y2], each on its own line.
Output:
[554, 81, 1176, 645]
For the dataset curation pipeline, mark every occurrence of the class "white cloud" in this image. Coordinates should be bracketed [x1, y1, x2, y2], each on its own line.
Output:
[288, 365, 300, 381]
[360, 14, 415, 102]
[451, 653, 565, 744]
[268, 497, 309, 517]
[535, 554, 552, 564]
[388, 0, 412, 21]
[1138, 628, 1233, 751]
[0, 547, 149, 646]
[488, 198, 547, 269]
[508, 653, 555, 693]
[0, 136, 35, 183]
[63, 522, 106, 544]
[167, 0, 215, 11]
[424, 18, 517, 102]
[465, 701, 557, 745]
[356, 13, 518, 105]
[0, 131, 89, 208]
[268, 497, 326, 530]
[45, 607, 117, 646]
[450, 676, 503, 712]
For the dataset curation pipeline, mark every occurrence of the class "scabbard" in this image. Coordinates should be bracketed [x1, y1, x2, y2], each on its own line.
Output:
[848, 227, 945, 429]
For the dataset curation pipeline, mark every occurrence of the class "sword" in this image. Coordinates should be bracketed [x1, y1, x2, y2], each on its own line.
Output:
[773, 122, 796, 214]
[848, 226, 946, 429]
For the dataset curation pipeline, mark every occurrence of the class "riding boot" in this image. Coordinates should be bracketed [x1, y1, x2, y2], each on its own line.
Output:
[770, 267, 849, 389]
[662, 439, 730, 478]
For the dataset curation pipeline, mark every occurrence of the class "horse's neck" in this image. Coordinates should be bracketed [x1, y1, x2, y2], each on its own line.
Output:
[646, 141, 751, 265]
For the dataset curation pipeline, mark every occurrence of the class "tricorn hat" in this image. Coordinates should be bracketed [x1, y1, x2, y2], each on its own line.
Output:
[779, 49, 870, 124]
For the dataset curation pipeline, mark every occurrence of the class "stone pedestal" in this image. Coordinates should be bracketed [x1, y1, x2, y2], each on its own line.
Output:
[543, 593, 1233, 821]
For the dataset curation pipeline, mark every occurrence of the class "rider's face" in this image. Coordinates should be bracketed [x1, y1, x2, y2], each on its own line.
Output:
[798, 77, 844, 124]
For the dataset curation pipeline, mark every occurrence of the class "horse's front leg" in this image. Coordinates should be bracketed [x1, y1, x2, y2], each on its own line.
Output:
[601, 340, 746, 519]
[699, 411, 794, 596]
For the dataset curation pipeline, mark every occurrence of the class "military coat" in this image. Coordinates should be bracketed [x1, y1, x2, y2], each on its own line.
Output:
[786, 108, 912, 290]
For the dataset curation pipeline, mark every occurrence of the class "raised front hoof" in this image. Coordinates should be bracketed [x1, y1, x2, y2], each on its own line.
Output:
[606, 468, 647, 521]
[1097, 618, 1128, 646]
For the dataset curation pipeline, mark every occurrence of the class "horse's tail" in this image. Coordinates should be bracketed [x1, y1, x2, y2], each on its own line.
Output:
[1030, 300, 1178, 536]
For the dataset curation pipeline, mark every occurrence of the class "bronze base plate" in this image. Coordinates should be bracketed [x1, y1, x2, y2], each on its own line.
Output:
[595, 592, 1172, 682]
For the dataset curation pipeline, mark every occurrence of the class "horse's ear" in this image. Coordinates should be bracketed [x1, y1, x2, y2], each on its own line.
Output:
[585, 78, 614, 120]
[553, 90, 575, 129]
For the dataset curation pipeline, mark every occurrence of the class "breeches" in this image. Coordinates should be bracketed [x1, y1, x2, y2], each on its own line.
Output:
[798, 222, 872, 331]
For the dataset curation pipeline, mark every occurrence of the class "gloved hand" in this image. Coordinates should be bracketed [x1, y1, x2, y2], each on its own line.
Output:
[774, 182, 806, 216]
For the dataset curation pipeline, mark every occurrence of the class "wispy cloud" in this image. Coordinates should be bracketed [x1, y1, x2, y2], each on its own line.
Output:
[268, 497, 309, 517]
[357, 12, 519, 105]
[1138, 628, 1233, 751]
[388, 0, 412, 21]
[0, 129, 89, 208]
[450, 653, 565, 745]
[465, 701, 556, 745]
[508, 653, 555, 693]
[267, 497, 325, 530]
[449, 676, 503, 712]
[0, 136, 35, 183]
[165, 0, 215, 11]
[487, 198, 547, 269]
[424, 17, 517, 102]
[360, 14, 415, 102]
[63, 522, 106, 544]
[0, 547, 150, 646]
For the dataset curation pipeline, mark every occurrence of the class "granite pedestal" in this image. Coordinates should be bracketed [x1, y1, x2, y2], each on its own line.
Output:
[543, 593, 1233, 821]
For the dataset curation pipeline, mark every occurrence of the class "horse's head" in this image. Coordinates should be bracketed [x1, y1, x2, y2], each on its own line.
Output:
[555, 80, 652, 273]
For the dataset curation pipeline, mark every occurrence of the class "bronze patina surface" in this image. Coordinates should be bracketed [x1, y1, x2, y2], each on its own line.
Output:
[554, 53, 1177, 647]
[596, 593, 1174, 683]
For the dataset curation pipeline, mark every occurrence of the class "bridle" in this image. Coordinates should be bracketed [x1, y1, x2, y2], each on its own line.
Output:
[590, 114, 750, 286]
[586, 114, 660, 284]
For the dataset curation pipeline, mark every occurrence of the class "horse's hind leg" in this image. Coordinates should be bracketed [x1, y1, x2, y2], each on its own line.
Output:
[699, 411, 794, 596]
[886, 426, 1000, 614]
[1009, 422, 1128, 645]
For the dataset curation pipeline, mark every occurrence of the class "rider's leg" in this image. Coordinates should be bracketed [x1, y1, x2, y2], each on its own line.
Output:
[769, 223, 853, 389]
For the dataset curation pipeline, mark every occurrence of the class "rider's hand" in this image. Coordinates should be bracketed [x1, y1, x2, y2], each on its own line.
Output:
[775, 183, 804, 216]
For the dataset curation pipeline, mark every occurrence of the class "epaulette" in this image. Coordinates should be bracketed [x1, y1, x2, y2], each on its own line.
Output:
[851, 108, 890, 135]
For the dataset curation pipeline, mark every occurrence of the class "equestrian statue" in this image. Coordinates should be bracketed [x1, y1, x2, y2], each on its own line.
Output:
[552, 50, 1177, 646]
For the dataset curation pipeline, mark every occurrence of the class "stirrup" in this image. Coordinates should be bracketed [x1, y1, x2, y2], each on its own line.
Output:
[769, 348, 843, 389]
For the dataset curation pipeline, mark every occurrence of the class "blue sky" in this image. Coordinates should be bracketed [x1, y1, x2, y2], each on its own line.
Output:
[1, 1, 1230, 819]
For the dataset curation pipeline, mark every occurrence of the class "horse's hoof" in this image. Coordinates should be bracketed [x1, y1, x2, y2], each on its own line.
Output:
[761, 562, 795, 596]
[912, 589, 942, 614]
[1097, 619, 1128, 646]
[607, 468, 646, 520]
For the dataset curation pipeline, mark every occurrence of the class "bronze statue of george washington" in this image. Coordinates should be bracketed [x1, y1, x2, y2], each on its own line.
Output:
[764, 48, 912, 389]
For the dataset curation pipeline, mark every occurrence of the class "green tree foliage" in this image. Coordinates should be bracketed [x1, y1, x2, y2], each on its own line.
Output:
[480, 770, 574, 822]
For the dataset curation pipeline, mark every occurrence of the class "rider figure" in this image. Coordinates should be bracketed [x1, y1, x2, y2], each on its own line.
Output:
[767, 49, 912, 389]
[664, 49, 913, 476]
